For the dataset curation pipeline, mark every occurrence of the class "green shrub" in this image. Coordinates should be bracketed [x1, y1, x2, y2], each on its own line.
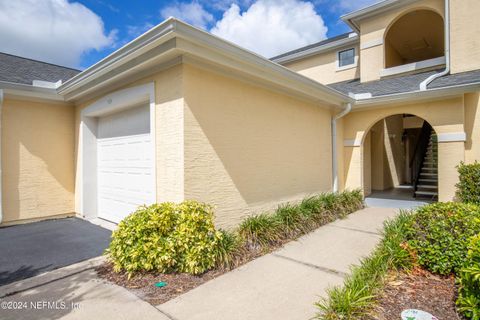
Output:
[316, 211, 413, 319]
[238, 190, 364, 249]
[457, 234, 480, 320]
[213, 230, 245, 269]
[405, 202, 480, 275]
[107, 201, 222, 276]
[238, 213, 283, 248]
[457, 161, 480, 205]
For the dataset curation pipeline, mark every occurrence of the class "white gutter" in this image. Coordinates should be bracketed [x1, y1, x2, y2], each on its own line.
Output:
[332, 102, 352, 192]
[420, 0, 450, 90]
[0, 89, 3, 223]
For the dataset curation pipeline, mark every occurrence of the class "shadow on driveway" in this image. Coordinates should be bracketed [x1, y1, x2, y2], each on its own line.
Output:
[0, 218, 111, 286]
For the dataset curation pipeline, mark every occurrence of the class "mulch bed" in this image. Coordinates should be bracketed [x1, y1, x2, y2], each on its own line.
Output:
[96, 249, 264, 305]
[96, 263, 226, 305]
[366, 268, 462, 320]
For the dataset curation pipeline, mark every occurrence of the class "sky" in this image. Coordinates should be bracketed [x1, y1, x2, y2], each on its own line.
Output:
[0, 0, 381, 70]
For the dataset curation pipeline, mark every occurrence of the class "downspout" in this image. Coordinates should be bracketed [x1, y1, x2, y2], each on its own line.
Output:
[0, 89, 3, 224]
[332, 102, 352, 192]
[420, 0, 450, 90]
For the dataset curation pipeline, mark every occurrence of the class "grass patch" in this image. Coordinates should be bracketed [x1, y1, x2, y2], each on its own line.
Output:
[221, 189, 364, 269]
[315, 211, 414, 319]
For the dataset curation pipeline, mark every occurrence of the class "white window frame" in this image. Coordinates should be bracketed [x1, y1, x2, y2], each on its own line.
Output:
[336, 47, 358, 71]
[78, 83, 156, 220]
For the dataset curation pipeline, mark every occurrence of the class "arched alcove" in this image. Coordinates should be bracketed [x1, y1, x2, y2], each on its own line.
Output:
[385, 10, 445, 68]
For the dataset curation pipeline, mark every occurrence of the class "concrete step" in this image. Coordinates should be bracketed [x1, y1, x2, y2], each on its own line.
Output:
[415, 190, 438, 197]
[420, 172, 438, 177]
[418, 178, 438, 183]
[422, 167, 437, 171]
[417, 184, 438, 189]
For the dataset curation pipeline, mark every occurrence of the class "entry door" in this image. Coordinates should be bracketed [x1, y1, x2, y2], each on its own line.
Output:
[96, 104, 154, 223]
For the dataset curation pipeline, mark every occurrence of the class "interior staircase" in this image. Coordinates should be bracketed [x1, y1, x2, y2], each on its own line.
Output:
[414, 131, 438, 199]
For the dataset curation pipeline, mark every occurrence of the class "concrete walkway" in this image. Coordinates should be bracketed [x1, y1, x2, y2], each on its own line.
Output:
[0, 207, 397, 320]
[157, 207, 397, 320]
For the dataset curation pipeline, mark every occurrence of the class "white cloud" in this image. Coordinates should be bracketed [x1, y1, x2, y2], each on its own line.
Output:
[0, 0, 115, 68]
[210, 0, 328, 58]
[161, 2, 214, 29]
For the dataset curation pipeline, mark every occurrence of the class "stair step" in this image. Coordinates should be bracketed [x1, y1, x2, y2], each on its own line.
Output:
[417, 185, 438, 189]
[419, 178, 438, 183]
[420, 172, 438, 176]
[422, 167, 437, 170]
[415, 191, 438, 196]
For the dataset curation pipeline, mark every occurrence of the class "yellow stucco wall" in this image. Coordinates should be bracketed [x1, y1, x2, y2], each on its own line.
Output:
[357, 0, 444, 82]
[465, 92, 480, 163]
[2, 98, 75, 224]
[342, 97, 465, 201]
[450, 0, 480, 74]
[183, 64, 333, 229]
[282, 45, 360, 85]
[73, 64, 185, 214]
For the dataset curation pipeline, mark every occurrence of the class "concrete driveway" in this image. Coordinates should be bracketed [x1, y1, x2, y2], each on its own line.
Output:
[0, 218, 111, 286]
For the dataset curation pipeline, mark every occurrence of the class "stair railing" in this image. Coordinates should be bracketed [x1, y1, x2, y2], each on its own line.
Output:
[409, 122, 432, 197]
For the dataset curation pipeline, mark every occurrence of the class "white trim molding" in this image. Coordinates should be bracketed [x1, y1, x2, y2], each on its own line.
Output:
[360, 38, 383, 50]
[336, 47, 359, 72]
[437, 132, 467, 143]
[78, 83, 156, 219]
[344, 138, 362, 147]
[380, 56, 446, 78]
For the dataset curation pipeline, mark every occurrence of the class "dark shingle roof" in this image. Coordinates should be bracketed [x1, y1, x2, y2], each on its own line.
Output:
[0, 52, 80, 86]
[328, 69, 480, 97]
[271, 32, 353, 60]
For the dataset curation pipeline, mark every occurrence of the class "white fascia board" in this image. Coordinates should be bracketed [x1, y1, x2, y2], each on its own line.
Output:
[353, 82, 480, 108]
[58, 18, 177, 95]
[58, 18, 353, 106]
[341, 0, 418, 32]
[174, 20, 353, 105]
[271, 35, 359, 64]
[0, 81, 65, 102]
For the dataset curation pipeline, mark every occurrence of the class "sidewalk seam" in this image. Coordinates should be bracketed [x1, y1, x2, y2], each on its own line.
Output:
[156, 307, 180, 320]
[325, 224, 381, 236]
[272, 254, 347, 278]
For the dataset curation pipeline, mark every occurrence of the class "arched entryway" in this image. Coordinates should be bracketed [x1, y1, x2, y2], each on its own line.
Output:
[362, 114, 438, 204]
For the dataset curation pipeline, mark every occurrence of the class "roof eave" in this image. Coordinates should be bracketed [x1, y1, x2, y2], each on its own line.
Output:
[0, 80, 65, 102]
[341, 0, 419, 32]
[58, 18, 353, 106]
[271, 35, 359, 64]
[353, 82, 480, 107]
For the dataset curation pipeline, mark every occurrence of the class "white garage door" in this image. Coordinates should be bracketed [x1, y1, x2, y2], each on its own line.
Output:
[97, 104, 155, 223]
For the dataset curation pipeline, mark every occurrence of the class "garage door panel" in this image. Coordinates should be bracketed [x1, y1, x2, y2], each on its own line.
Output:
[96, 104, 154, 223]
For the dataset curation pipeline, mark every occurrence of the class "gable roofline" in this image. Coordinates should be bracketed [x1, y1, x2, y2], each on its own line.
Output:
[58, 18, 353, 106]
[270, 32, 359, 64]
[341, 0, 419, 31]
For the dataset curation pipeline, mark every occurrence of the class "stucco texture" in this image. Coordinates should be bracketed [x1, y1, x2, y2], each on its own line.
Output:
[283, 45, 360, 85]
[2, 98, 75, 224]
[182, 64, 333, 229]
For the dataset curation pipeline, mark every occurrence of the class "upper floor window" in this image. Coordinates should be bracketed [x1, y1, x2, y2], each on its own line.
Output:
[385, 10, 444, 69]
[338, 48, 356, 68]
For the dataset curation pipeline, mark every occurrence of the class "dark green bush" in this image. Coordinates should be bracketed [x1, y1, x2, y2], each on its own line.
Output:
[457, 234, 480, 320]
[457, 161, 480, 205]
[107, 201, 222, 276]
[405, 202, 480, 275]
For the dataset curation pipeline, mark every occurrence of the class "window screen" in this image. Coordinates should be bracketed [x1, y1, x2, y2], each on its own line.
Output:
[338, 48, 355, 67]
